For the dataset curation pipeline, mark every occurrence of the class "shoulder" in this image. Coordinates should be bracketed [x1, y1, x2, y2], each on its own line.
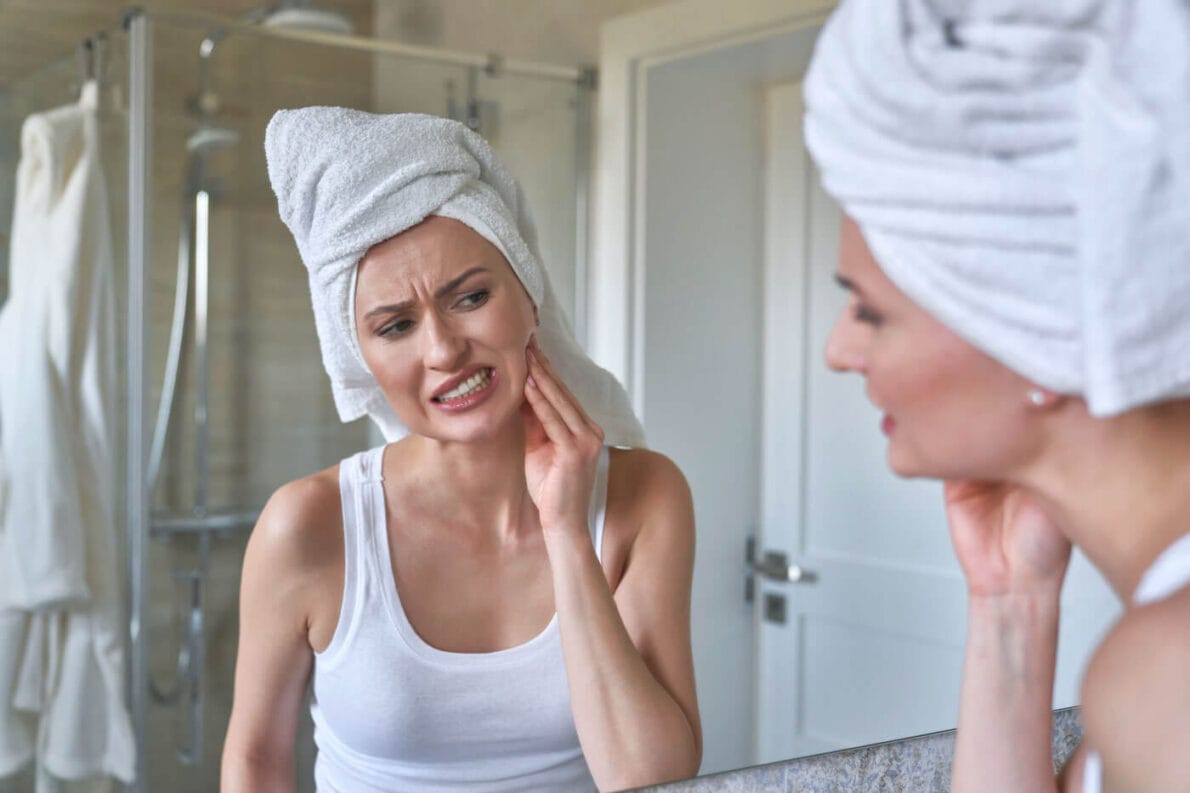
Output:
[247, 464, 344, 577]
[608, 448, 695, 550]
[1080, 584, 1190, 791]
[609, 449, 693, 514]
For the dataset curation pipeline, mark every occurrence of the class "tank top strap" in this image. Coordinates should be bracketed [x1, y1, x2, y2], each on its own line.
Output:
[588, 447, 611, 563]
[317, 445, 387, 663]
[1133, 531, 1190, 605]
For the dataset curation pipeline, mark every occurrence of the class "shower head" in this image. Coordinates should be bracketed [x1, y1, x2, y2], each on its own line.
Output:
[186, 125, 240, 154]
[256, 2, 354, 35]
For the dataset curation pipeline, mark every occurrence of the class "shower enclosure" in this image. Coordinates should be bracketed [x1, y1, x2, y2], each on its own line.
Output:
[0, 10, 593, 792]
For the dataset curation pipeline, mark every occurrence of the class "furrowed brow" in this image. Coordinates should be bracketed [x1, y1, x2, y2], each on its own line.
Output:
[364, 266, 490, 318]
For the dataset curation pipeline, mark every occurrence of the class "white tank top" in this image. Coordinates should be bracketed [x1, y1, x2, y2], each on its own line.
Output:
[310, 445, 607, 792]
[1082, 531, 1190, 793]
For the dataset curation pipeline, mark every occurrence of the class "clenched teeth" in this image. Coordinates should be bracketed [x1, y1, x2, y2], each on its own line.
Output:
[435, 368, 493, 402]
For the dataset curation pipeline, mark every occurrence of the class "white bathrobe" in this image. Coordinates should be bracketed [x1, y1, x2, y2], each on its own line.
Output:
[0, 81, 134, 786]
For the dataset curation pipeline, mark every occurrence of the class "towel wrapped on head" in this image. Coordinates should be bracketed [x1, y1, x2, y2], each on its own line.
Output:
[804, 0, 1190, 416]
[265, 108, 644, 446]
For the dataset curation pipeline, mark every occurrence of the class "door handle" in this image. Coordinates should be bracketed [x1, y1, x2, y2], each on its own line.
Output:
[746, 546, 818, 584]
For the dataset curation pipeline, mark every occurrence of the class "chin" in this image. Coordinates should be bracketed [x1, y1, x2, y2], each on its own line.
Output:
[888, 443, 1004, 483]
[424, 398, 522, 444]
[885, 443, 948, 481]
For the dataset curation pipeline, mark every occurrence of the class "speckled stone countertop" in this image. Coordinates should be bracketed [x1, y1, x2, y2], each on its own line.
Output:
[634, 707, 1082, 792]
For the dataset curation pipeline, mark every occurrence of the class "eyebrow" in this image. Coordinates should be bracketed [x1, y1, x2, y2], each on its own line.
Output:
[364, 266, 489, 318]
[834, 273, 863, 295]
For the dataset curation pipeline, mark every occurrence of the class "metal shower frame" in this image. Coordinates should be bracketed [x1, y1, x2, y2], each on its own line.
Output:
[121, 9, 596, 791]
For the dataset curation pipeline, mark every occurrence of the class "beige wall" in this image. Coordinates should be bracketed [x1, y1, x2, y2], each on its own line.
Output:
[375, 0, 673, 66]
[2, 7, 375, 792]
[371, 0, 672, 329]
[0, 0, 372, 88]
[137, 18, 375, 793]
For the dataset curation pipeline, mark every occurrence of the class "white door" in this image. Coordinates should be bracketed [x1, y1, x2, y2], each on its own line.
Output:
[755, 82, 968, 762]
[754, 81, 1122, 763]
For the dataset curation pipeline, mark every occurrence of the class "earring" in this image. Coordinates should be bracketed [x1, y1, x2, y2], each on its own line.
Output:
[1027, 388, 1047, 407]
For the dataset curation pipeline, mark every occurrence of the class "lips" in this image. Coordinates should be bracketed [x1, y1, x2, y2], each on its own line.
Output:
[431, 366, 494, 403]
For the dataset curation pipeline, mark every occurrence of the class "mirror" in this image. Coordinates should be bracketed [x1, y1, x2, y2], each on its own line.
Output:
[0, 3, 1121, 792]
[590, 1, 1122, 780]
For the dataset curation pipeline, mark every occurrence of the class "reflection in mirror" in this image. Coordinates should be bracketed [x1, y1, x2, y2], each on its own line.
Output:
[597, 0, 1122, 782]
[0, 6, 623, 793]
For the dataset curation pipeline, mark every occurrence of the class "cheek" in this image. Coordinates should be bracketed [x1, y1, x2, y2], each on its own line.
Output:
[362, 342, 419, 397]
[483, 297, 535, 354]
[865, 332, 940, 407]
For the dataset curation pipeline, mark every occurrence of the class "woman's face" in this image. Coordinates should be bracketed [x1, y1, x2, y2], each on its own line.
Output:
[824, 216, 1043, 480]
[354, 215, 536, 444]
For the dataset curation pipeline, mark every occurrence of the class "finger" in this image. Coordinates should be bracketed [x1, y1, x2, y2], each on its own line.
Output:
[529, 339, 584, 407]
[528, 339, 604, 440]
[528, 347, 605, 443]
[521, 402, 548, 449]
[528, 350, 594, 438]
[527, 343, 599, 430]
[524, 372, 574, 444]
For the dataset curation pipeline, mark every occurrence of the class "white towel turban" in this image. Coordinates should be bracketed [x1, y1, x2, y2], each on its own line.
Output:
[804, 0, 1190, 416]
[265, 109, 645, 445]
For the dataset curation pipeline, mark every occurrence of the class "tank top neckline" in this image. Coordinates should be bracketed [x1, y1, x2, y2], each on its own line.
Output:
[366, 443, 610, 667]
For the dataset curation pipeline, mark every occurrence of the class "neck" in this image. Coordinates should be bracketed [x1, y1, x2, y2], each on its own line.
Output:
[400, 416, 537, 542]
[1016, 399, 1190, 602]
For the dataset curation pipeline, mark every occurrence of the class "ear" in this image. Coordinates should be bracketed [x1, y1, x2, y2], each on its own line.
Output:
[1025, 387, 1064, 411]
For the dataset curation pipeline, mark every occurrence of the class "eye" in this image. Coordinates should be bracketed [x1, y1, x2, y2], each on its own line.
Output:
[456, 289, 490, 309]
[379, 318, 415, 338]
[852, 303, 882, 325]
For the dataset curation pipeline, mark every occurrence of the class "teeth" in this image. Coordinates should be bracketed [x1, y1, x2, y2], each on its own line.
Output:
[438, 369, 492, 402]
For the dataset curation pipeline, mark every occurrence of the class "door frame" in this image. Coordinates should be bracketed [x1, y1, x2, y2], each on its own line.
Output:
[589, 0, 836, 415]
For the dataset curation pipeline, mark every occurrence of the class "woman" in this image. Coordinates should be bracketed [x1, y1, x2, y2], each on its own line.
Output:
[221, 110, 701, 792]
[804, 1, 1190, 792]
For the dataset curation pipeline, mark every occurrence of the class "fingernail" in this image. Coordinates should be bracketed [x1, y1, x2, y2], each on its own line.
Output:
[526, 375, 537, 389]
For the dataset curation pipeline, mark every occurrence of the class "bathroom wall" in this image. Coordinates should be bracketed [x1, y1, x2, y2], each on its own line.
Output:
[138, 12, 376, 792]
[372, 0, 673, 328]
[1, 2, 671, 791]
[375, 0, 672, 66]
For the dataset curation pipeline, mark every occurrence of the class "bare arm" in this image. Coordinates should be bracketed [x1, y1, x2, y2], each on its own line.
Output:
[953, 591, 1063, 793]
[945, 481, 1073, 793]
[523, 339, 701, 791]
[546, 453, 701, 792]
[221, 476, 340, 793]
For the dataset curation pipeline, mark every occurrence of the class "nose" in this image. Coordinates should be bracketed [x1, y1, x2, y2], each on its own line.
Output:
[824, 306, 866, 374]
[422, 309, 467, 371]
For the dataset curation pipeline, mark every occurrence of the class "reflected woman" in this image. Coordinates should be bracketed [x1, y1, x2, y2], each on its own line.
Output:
[804, 2, 1190, 792]
[221, 110, 700, 792]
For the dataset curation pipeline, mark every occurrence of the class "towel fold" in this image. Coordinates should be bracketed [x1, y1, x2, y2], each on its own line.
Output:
[265, 109, 645, 445]
[804, 0, 1190, 416]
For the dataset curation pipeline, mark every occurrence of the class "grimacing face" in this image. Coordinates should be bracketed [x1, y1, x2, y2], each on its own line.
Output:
[824, 216, 1046, 481]
[354, 215, 537, 444]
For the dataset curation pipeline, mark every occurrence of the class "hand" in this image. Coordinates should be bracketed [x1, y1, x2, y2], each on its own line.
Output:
[944, 480, 1072, 599]
[522, 336, 605, 538]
